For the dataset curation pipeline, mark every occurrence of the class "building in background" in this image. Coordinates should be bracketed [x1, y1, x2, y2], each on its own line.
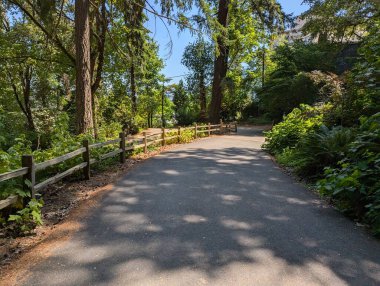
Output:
[283, 17, 315, 43]
[283, 16, 364, 44]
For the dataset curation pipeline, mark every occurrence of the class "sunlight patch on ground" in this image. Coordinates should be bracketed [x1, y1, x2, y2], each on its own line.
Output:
[265, 215, 290, 221]
[220, 218, 253, 230]
[286, 197, 309, 205]
[161, 169, 180, 175]
[182, 215, 208, 224]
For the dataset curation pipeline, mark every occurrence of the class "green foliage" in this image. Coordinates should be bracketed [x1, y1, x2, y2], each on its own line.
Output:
[0, 119, 122, 200]
[179, 129, 195, 143]
[7, 198, 44, 235]
[172, 80, 198, 125]
[285, 125, 355, 177]
[181, 39, 213, 121]
[263, 104, 327, 154]
[257, 42, 343, 120]
[182, 40, 213, 84]
[347, 19, 380, 118]
[260, 72, 320, 120]
[261, 1, 380, 237]
[302, 0, 378, 41]
[269, 110, 380, 235]
[317, 113, 380, 235]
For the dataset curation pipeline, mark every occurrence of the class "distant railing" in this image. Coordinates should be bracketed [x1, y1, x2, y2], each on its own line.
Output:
[0, 120, 237, 210]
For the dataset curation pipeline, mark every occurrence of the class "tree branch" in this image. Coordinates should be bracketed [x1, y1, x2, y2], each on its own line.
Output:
[9, 0, 75, 64]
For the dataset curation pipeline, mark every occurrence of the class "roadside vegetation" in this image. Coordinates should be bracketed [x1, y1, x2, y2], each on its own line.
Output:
[262, 1, 380, 235]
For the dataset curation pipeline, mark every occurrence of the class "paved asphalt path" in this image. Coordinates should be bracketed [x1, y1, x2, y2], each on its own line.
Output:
[21, 127, 380, 286]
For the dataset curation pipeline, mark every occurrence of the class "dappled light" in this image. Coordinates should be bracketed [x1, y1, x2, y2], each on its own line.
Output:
[22, 128, 380, 286]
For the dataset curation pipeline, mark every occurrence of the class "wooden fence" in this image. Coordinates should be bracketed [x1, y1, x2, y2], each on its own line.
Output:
[0, 121, 237, 211]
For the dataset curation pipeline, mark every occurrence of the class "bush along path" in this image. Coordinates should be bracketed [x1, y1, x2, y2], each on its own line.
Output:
[264, 108, 380, 236]
[0, 126, 379, 286]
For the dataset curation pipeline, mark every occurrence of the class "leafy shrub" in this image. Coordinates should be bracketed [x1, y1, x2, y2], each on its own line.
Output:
[263, 104, 328, 154]
[179, 129, 195, 143]
[258, 72, 320, 120]
[349, 19, 380, 118]
[257, 42, 343, 120]
[275, 147, 299, 168]
[7, 198, 44, 235]
[0, 120, 119, 200]
[291, 125, 355, 177]
[317, 113, 380, 235]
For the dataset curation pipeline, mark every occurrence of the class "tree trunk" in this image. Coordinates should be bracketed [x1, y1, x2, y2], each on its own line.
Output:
[90, 0, 107, 138]
[209, 0, 229, 123]
[130, 62, 137, 115]
[22, 66, 35, 132]
[199, 75, 207, 122]
[75, 0, 93, 134]
[147, 112, 151, 128]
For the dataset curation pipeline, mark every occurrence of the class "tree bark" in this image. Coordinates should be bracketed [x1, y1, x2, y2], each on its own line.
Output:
[130, 61, 137, 115]
[209, 0, 229, 123]
[75, 0, 93, 134]
[21, 66, 35, 131]
[91, 1, 107, 138]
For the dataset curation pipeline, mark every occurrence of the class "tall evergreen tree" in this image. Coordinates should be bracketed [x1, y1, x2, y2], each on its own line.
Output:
[75, 0, 93, 134]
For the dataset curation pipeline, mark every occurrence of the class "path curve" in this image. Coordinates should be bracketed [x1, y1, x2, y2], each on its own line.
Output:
[20, 127, 380, 286]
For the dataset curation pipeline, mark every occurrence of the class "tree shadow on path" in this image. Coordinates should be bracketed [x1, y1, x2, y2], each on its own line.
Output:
[23, 133, 380, 286]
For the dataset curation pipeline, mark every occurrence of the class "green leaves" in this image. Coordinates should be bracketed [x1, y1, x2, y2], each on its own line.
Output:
[316, 113, 380, 236]
[263, 104, 328, 154]
[301, 0, 377, 41]
[266, 104, 380, 235]
[7, 198, 44, 235]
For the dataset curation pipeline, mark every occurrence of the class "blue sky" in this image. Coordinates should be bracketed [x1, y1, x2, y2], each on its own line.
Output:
[144, 0, 309, 83]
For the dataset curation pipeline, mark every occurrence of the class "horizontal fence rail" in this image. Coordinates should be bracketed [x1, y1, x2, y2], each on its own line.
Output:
[0, 168, 28, 183]
[35, 148, 86, 172]
[0, 121, 237, 210]
[89, 138, 121, 149]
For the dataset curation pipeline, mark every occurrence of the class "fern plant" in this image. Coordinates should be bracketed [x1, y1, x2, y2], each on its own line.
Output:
[293, 125, 355, 177]
[317, 113, 380, 236]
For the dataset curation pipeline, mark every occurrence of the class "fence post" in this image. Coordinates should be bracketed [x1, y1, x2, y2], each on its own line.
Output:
[220, 119, 223, 134]
[177, 127, 181, 143]
[143, 131, 147, 153]
[119, 132, 126, 163]
[22, 155, 35, 200]
[195, 123, 198, 139]
[235, 122, 238, 133]
[208, 123, 211, 136]
[161, 128, 166, 146]
[82, 139, 90, 180]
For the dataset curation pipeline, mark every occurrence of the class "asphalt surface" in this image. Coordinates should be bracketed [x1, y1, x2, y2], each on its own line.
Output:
[21, 127, 380, 286]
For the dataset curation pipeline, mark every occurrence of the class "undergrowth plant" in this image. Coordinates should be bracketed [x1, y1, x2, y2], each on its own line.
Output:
[317, 113, 380, 236]
[263, 104, 329, 154]
[288, 125, 355, 177]
[7, 198, 44, 235]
